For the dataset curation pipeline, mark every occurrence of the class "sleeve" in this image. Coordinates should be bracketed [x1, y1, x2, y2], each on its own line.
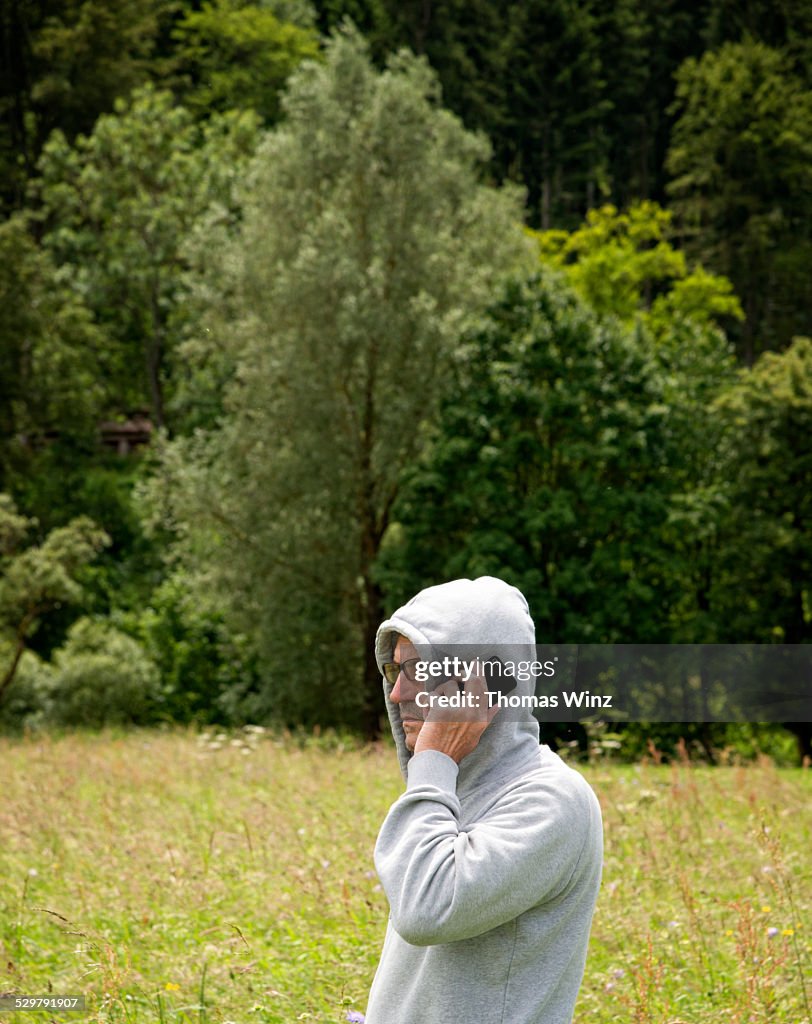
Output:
[373, 749, 591, 946]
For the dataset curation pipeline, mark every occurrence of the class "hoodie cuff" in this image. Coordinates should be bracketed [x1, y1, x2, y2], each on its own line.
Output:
[407, 750, 459, 793]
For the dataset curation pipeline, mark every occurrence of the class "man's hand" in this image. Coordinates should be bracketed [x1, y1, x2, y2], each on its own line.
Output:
[413, 675, 499, 764]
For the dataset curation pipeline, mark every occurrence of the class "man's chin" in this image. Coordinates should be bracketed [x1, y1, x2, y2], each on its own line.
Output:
[402, 720, 423, 750]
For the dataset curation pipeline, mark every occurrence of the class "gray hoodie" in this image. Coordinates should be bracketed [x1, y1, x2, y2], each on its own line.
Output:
[365, 577, 603, 1024]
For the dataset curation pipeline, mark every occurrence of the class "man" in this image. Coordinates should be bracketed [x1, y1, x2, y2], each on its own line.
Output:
[364, 576, 603, 1024]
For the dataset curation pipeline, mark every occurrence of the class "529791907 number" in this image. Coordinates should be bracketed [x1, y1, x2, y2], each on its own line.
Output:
[0, 995, 86, 1011]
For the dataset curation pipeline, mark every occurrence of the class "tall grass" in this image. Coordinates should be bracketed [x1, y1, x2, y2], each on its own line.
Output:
[1, 730, 809, 1023]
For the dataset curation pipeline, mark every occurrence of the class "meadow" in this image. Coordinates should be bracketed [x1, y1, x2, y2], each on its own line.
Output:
[0, 730, 809, 1024]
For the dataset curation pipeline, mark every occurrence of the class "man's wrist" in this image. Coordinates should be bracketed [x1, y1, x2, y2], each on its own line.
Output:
[407, 749, 459, 793]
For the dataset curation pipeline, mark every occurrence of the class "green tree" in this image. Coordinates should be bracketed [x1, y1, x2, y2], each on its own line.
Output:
[499, 0, 610, 226]
[148, 27, 528, 732]
[377, 272, 695, 642]
[589, 0, 652, 205]
[666, 40, 812, 358]
[110, 572, 261, 725]
[0, 0, 178, 212]
[712, 337, 812, 644]
[530, 200, 742, 329]
[710, 337, 812, 762]
[0, 214, 103, 490]
[377, 211, 742, 640]
[171, 0, 319, 121]
[332, 0, 714, 222]
[43, 617, 160, 727]
[35, 86, 259, 428]
[378, 0, 510, 146]
[602, 0, 713, 205]
[532, 202, 746, 647]
[704, 0, 812, 76]
[311, 0, 382, 33]
[0, 493, 109, 704]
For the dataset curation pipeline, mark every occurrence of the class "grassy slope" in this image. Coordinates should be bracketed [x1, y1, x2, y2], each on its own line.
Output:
[0, 730, 809, 1023]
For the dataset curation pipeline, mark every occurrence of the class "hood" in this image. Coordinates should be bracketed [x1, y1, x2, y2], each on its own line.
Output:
[376, 576, 541, 795]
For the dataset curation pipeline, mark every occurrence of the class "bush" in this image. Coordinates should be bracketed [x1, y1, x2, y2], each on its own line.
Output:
[46, 618, 160, 727]
[0, 646, 55, 731]
[122, 574, 262, 726]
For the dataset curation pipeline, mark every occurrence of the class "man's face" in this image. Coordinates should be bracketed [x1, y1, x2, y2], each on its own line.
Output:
[389, 634, 426, 751]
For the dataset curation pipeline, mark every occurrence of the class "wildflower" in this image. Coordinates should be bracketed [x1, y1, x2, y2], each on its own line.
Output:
[782, 928, 795, 937]
[164, 982, 180, 991]
[612, 968, 625, 979]
[725, 930, 734, 937]
[767, 927, 779, 938]
[760, 905, 771, 913]
[346, 1012, 365, 1023]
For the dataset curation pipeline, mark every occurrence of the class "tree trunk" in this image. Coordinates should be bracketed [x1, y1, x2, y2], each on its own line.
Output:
[541, 175, 551, 231]
[357, 330, 386, 739]
[361, 572, 385, 739]
[0, 609, 35, 704]
[147, 285, 165, 428]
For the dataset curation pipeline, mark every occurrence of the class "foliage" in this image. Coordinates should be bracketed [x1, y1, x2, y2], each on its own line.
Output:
[0, 648, 55, 731]
[35, 85, 260, 428]
[369, 0, 613, 226]
[0, 0, 179, 212]
[147, 26, 528, 733]
[1, 3, 810, 738]
[1, 620, 162, 732]
[171, 0, 320, 120]
[0, 214, 103, 490]
[377, 272, 665, 639]
[499, 0, 610, 226]
[704, 0, 812, 75]
[711, 337, 812, 644]
[33, 617, 160, 727]
[377, 270, 736, 645]
[667, 40, 812, 357]
[0, 494, 110, 704]
[530, 200, 743, 329]
[527, 204, 742, 647]
[122, 573, 261, 725]
[597, 721, 802, 766]
[334, 0, 715, 225]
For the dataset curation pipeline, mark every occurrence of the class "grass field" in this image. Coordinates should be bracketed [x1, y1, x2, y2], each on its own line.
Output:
[0, 730, 809, 1024]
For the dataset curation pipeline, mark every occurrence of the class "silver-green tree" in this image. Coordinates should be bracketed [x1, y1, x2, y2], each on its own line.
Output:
[150, 28, 528, 731]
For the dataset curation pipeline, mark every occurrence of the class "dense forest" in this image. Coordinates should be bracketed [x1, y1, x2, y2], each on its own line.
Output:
[0, 0, 810, 758]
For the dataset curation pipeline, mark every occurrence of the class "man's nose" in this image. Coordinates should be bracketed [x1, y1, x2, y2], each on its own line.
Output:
[391, 671, 420, 703]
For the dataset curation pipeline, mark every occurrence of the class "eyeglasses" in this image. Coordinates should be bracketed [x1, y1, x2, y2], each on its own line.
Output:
[382, 659, 422, 686]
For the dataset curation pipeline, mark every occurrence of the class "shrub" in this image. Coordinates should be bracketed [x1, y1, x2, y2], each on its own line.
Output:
[46, 617, 159, 727]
